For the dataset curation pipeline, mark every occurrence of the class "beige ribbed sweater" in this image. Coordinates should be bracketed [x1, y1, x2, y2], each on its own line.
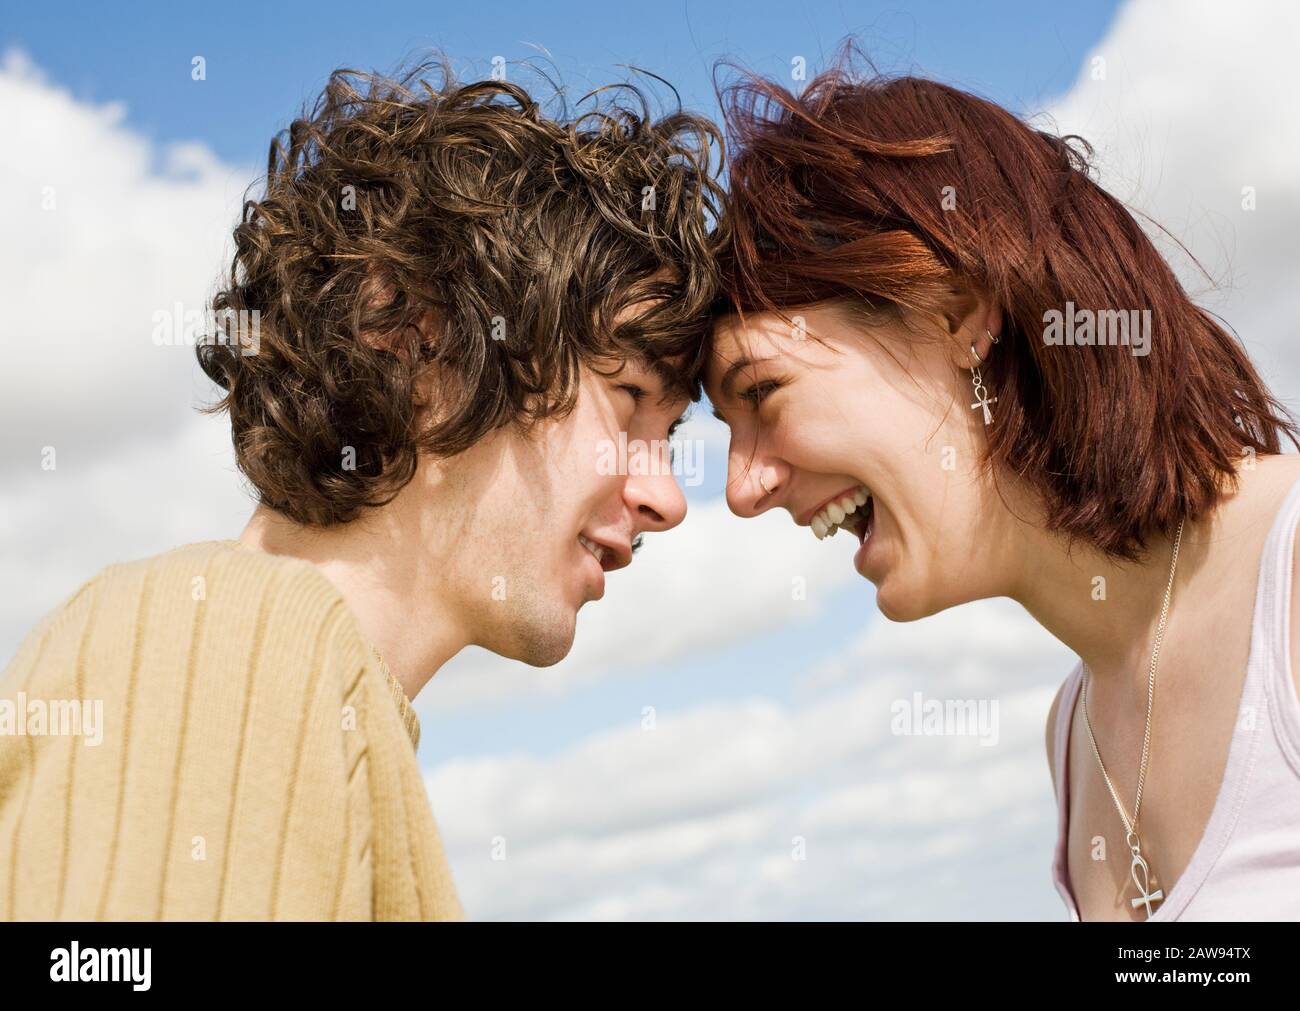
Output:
[0, 539, 464, 921]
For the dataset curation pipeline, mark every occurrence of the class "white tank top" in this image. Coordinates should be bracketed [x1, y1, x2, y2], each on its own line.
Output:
[1050, 476, 1300, 920]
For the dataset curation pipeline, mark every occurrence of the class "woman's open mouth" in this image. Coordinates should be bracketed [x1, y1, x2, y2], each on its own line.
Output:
[808, 484, 872, 544]
[845, 498, 873, 544]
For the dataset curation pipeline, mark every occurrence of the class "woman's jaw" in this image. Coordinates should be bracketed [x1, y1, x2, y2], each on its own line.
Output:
[786, 465, 1005, 623]
[789, 475, 889, 581]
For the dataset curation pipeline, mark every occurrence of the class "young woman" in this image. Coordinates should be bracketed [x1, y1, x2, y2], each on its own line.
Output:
[703, 59, 1300, 921]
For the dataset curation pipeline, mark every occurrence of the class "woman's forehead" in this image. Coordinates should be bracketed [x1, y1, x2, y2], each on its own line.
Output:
[706, 312, 796, 382]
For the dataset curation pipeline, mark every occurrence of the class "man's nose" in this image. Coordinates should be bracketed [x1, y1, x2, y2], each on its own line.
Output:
[625, 470, 688, 533]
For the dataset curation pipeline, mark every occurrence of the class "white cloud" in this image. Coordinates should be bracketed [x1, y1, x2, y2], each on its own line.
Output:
[432, 597, 1074, 920]
[0, 48, 253, 474]
[1043, 0, 1300, 394]
[0, 49, 257, 654]
[0, 416, 254, 652]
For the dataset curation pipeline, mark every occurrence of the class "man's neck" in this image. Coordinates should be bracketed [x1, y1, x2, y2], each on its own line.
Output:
[237, 504, 468, 702]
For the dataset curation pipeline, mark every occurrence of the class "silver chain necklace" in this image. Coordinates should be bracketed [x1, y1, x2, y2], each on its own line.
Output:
[1080, 515, 1185, 920]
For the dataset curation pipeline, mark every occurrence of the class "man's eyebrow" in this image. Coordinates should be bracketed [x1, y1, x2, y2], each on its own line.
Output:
[651, 363, 683, 404]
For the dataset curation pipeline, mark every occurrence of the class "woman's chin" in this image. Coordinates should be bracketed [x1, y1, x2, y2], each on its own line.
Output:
[871, 569, 938, 623]
[876, 589, 919, 623]
[853, 526, 939, 621]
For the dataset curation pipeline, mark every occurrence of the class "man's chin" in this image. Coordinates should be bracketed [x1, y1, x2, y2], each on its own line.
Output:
[518, 636, 575, 668]
[495, 610, 578, 668]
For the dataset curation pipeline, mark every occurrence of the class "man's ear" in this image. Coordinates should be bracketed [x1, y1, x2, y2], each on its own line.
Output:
[357, 296, 443, 405]
[402, 309, 444, 409]
[355, 261, 442, 358]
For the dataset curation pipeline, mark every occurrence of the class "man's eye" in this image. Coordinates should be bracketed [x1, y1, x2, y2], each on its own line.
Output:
[618, 383, 647, 403]
[738, 379, 782, 407]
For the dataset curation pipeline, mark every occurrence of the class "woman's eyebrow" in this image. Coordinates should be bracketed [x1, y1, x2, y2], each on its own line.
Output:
[717, 354, 775, 398]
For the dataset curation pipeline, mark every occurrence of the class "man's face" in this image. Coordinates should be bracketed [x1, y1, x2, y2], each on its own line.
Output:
[437, 354, 690, 666]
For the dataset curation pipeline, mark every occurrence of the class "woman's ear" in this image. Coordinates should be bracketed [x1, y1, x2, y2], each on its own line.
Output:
[942, 290, 1001, 371]
[964, 320, 1000, 370]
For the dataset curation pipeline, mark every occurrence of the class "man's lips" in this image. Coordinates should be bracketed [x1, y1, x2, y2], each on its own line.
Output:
[578, 531, 633, 572]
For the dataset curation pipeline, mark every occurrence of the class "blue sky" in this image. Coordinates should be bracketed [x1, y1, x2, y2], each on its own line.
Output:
[4, 0, 1120, 168]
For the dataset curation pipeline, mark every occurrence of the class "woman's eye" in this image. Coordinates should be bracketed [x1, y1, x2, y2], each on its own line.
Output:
[738, 379, 781, 407]
[618, 383, 647, 403]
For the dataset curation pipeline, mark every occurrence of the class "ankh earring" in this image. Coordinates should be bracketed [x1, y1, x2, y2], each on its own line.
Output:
[969, 333, 997, 426]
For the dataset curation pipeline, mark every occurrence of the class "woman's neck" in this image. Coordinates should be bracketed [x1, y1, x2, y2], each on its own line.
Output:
[1012, 522, 1193, 693]
[1007, 457, 1298, 704]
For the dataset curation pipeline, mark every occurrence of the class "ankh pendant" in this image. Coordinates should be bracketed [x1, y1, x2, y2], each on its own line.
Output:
[969, 367, 997, 426]
[970, 391, 997, 426]
[1127, 833, 1164, 919]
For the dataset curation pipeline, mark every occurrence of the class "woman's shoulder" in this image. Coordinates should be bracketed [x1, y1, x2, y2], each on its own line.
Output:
[1227, 455, 1300, 706]
[1203, 453, 1300, 550]
[1228, 452, 1300, 505]
[1045, 661, 1083, 800]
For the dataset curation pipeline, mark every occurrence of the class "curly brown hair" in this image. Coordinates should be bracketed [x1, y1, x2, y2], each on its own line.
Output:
[197, 57, 725, 526]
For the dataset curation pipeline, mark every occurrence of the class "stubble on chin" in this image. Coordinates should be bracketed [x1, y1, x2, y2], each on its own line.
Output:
[488, 589, 579, 668]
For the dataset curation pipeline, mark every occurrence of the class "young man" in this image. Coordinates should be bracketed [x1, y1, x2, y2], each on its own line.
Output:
[0, 62, 723, 921]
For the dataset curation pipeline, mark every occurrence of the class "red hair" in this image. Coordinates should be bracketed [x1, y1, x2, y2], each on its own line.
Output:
[712, 49, 1297, 560]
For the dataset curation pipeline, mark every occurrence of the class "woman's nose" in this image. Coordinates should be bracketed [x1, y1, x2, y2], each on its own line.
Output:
[725, 451, 785, 518]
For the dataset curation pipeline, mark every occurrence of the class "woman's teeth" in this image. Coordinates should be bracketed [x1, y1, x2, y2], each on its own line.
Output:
[578, 534, 606, 565]
[810, 485, 871, 540]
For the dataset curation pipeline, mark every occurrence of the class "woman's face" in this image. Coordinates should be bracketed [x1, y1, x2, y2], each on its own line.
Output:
[705, 302, 1011, 621]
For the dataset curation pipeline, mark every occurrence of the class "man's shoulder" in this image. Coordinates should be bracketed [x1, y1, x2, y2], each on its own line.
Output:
[131, 539, 367, 658]
[5, 540, 370, 697]
[99, 538, 346, 615]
